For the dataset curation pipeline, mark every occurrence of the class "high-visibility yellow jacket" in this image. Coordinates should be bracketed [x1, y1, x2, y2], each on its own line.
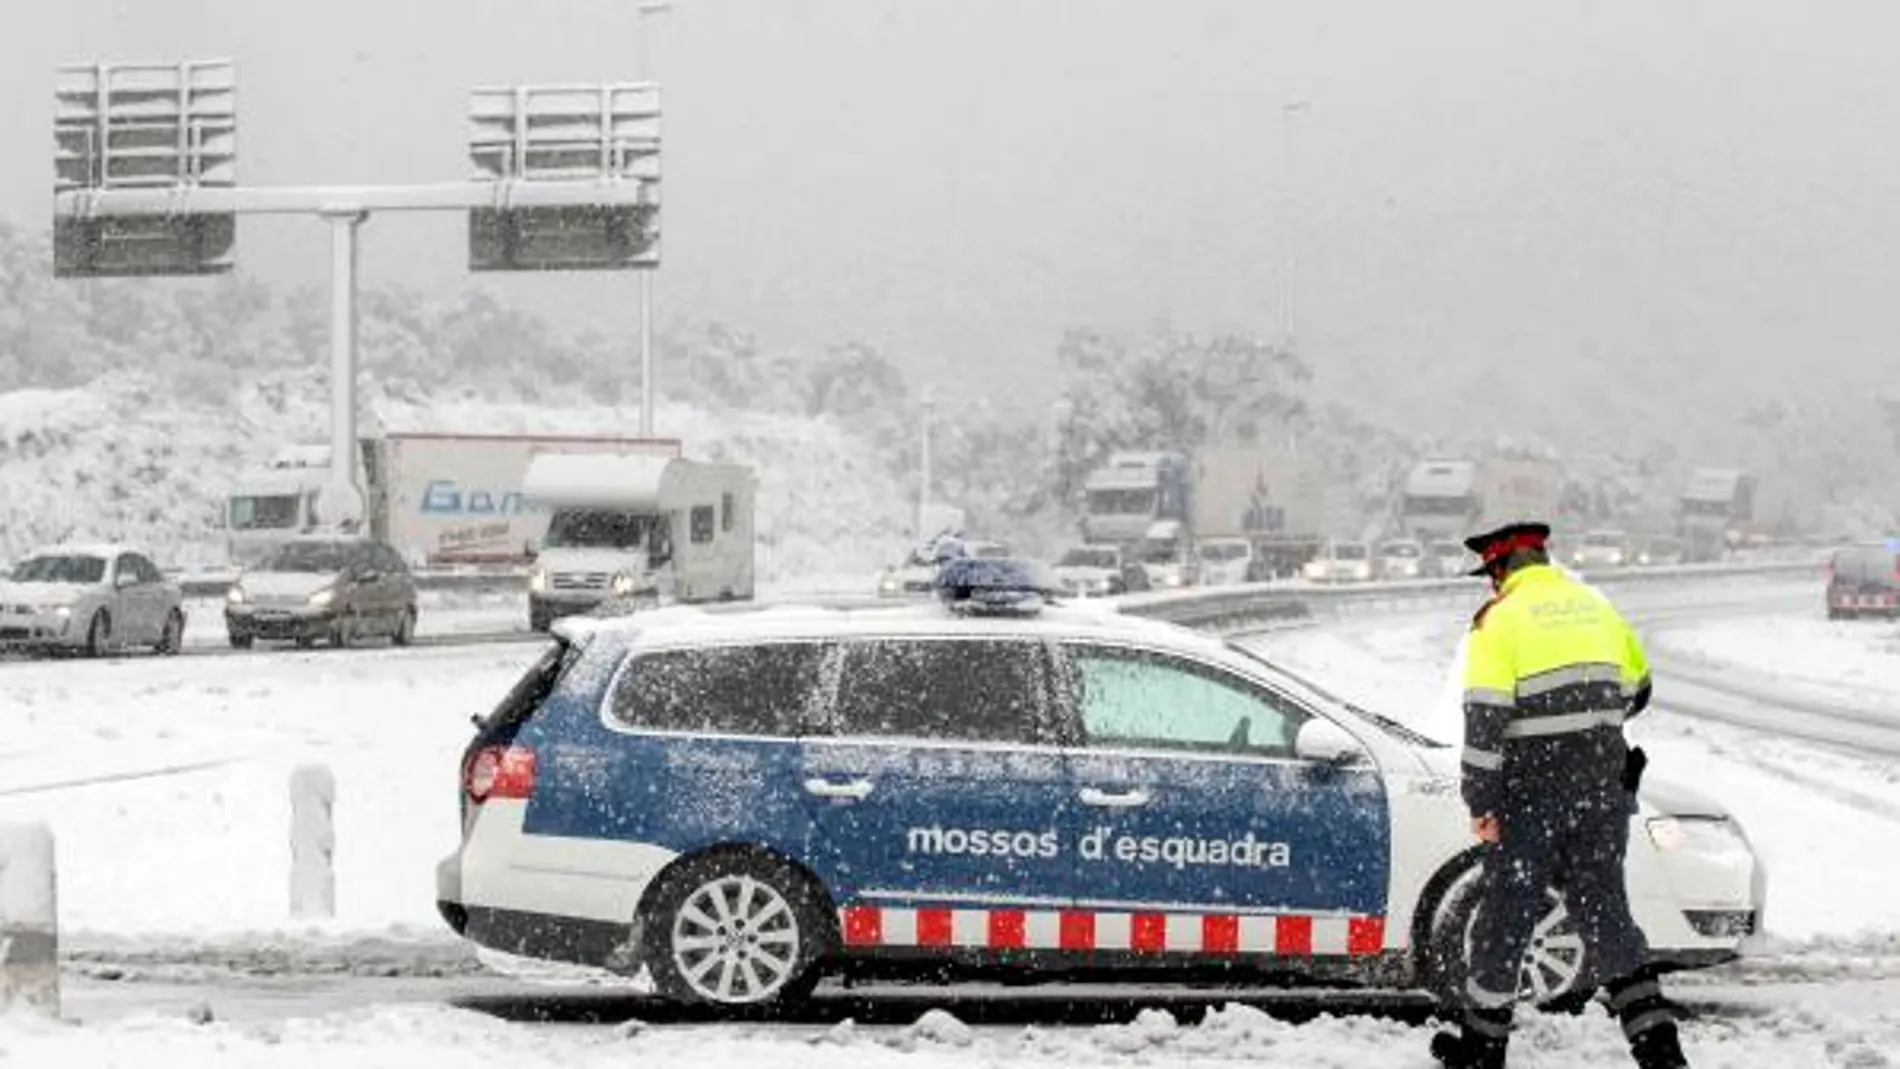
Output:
[1461, 563, 1652, 816]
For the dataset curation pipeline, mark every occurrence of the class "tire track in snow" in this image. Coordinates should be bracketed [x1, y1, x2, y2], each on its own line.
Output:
[0, 756, 239, 798]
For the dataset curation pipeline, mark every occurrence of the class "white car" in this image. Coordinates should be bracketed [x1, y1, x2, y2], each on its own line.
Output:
[1572, 530, 1632, 571]
[1195, 537, 1255, 586]
[1375, 538, 1425, 581]
[0, 544, 187, 656]
[437, 600, 1767, 1013]
[1052, 544, 1146, 597]
[1423, 540, 1473, 579]
[1303, 540, 1375, 584]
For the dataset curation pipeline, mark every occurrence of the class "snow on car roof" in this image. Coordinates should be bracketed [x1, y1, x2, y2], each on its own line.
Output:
[563, 593, 1220, 652]
[23, 542, 140, 559]
[522, 453, 675, 510]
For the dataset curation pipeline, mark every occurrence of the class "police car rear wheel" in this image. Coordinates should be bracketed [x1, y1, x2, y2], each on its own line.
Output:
[648, 856, 826, 1008]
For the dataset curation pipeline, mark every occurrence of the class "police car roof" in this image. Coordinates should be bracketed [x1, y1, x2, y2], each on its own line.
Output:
[559, 595, 1222, 652]
[23, 542, 142, 560]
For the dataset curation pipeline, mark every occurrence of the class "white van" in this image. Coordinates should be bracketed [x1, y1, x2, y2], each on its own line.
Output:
[522, 454, 755, 631]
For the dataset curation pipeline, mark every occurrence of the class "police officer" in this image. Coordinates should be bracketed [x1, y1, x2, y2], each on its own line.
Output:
[1431, 522, 1689, 1069]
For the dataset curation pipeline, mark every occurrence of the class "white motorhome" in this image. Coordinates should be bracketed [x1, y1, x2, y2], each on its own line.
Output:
[522, 454, 756, 631]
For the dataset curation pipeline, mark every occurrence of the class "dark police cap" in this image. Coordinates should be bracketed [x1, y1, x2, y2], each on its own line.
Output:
[1463, 521, 1552, 576]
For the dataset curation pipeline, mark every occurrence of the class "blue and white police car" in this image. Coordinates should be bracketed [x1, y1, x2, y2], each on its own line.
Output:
[436, 597, 1766, 1011]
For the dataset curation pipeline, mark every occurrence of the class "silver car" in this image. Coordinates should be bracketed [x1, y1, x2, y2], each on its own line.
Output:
[0, 544, 186, 656]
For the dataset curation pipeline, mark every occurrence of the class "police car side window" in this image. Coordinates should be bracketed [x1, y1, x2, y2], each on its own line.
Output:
[1065, 646, 1305, 757]
[830, 639, 1053, 745]
[610, 642, 827, 736]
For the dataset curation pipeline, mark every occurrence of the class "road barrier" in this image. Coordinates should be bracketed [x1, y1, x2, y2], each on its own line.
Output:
[0, 821, 59, 1017]
[1114, 558, 1819, 632]
[177, 554, 1822, 605]
[289, 764, 337, 919]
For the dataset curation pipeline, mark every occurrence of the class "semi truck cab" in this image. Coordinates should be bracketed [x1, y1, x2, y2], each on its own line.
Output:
[1080, 452, 1190, 546]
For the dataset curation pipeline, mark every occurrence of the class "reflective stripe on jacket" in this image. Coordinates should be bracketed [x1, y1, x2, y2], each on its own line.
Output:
[1461, 564, 1651, 815]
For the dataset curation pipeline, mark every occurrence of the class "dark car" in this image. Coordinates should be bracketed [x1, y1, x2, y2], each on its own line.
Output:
[224, 536, 420, 648]
[1825, 544, 1900, 620]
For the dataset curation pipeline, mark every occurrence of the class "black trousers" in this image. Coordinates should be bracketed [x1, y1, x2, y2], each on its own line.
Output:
[1466, 784, 1651, 1009]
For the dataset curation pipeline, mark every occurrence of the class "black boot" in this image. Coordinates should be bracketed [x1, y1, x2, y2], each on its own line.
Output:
[1629, 1024, 1688, 1069]
[1430, 1006, 1511, 1069]
[1607, 968, 1689, 1069]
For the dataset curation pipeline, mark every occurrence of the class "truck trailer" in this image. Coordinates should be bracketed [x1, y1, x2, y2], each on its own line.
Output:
[1190, 446, 1326, 580]
[1397, 456, 1565, 543]
[224, 433, 681, 568]
[1677, 467, 1756, 563]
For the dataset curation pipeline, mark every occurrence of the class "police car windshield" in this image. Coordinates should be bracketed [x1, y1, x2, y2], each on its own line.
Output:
[1225, 642, 1446, 748]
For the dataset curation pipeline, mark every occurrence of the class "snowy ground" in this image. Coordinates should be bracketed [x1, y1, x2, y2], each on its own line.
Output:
[4, 574, 1900, 1063]
[0, 575, 876, 934]
[14, 979, 1900, 1067]
[1647, 609, 1900, 710]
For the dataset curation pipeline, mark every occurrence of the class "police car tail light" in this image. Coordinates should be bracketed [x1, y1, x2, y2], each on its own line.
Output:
[465, 745, 537, 804]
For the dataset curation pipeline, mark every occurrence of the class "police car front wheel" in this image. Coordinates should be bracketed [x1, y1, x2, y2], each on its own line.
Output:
[1424, 869, 1594, 1015]
[645, 854, 829, 1008]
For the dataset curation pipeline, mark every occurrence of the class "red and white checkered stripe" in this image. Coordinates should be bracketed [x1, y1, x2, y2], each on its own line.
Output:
[838, 905, 1386, 957]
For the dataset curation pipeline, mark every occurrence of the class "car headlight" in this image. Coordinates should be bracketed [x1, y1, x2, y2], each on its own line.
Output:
[226, 586, 246, 605]
[307, 587, 335, 609]
[877, 574, 900, 596]
[1646, 815, 1750, 856]
[52, 605, 72, 619]
[610, 572, 637, 596]
[528, 569, 548, 594]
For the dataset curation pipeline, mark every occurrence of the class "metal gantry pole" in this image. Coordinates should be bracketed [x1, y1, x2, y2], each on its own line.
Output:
[636, 0, 671, 438]
[326, 210, 367, 523]
[917, 391, 934, 540]
[639, 269, 655, 436]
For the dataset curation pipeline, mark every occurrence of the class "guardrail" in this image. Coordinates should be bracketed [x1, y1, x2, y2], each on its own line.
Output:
[1113, 558, 1820, 632]
[173, 556, 1822, 618]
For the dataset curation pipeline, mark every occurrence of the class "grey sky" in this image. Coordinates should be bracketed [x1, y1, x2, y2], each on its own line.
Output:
[6, 1, 1900, 425]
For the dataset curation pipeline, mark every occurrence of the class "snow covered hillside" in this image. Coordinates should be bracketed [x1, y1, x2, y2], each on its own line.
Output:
[0, 369, 916, 580]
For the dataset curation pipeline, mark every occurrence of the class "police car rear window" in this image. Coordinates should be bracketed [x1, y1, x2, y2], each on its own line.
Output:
[610, 641, 828, 736]
[828, 638, 1054, 745]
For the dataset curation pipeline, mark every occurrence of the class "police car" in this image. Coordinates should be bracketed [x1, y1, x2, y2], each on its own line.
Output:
[436, 594, 1766, 1012]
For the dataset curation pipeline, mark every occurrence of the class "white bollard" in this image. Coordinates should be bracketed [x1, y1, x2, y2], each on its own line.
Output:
[0, 821, 60, 1017]
[289, 764, 336, 920]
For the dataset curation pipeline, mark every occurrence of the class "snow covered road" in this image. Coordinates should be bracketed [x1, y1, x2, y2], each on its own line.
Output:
[23, 977, 1900, 1067]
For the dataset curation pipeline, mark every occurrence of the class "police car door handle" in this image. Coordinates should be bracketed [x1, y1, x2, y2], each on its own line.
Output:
[1078, 786, 1151, 809]
[802, 777, 875, 802]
